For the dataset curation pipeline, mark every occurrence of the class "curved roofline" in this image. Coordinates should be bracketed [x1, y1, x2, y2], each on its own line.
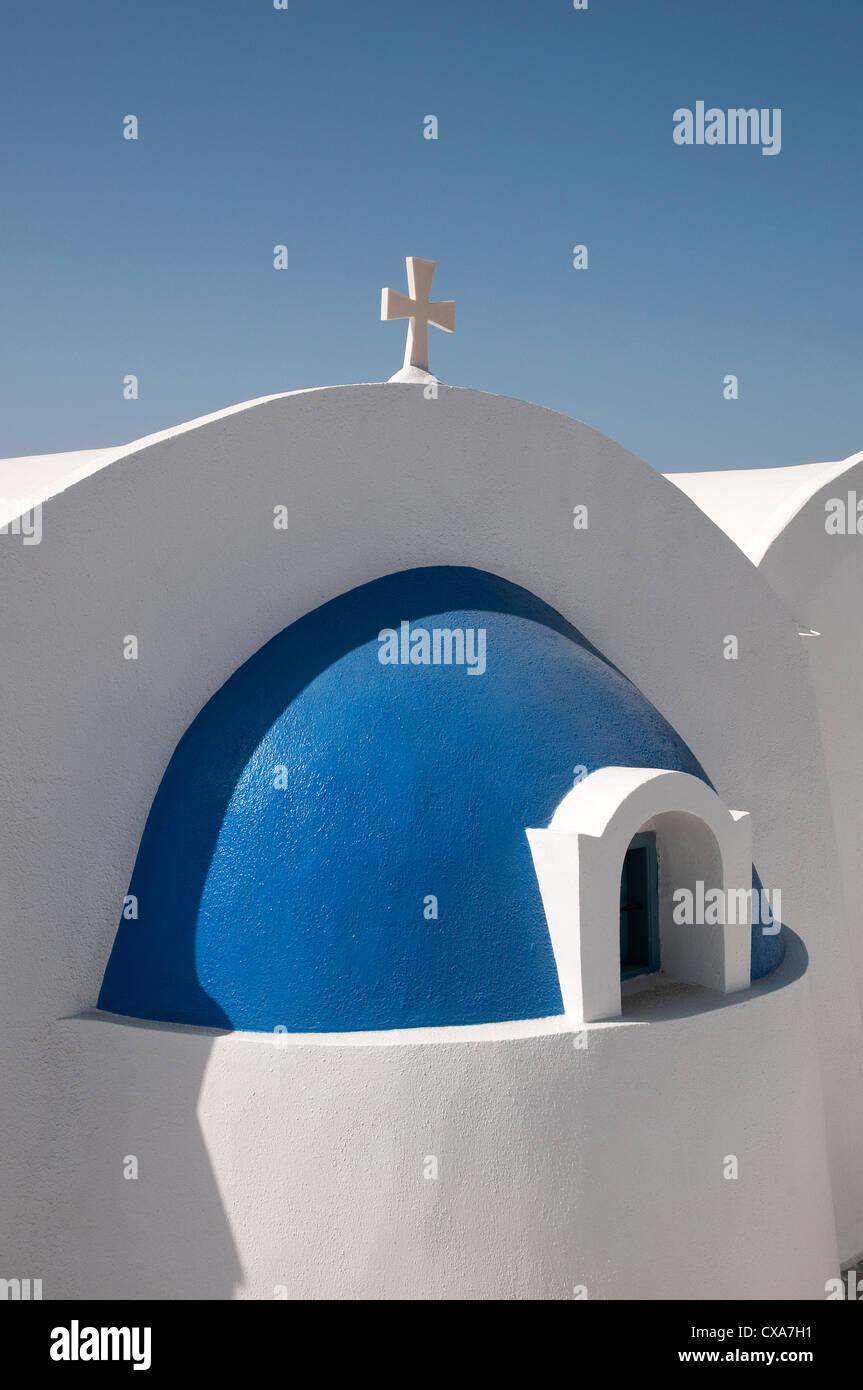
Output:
[0, 387, 332, 528]
[666, 449, 863, 566]
[0, 382, 607, 529]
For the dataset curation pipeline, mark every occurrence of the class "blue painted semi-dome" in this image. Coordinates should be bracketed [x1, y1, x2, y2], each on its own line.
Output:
[99, 567, 739, 1033]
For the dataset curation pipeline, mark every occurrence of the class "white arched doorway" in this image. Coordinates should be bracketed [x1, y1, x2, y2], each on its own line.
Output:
[527, 767, 752, 1022]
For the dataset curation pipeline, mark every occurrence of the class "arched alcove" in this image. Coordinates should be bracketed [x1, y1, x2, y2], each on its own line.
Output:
[528, 768, 754, 1022]
[98, 567, 709, 1034]
[631, 810, 726, 991]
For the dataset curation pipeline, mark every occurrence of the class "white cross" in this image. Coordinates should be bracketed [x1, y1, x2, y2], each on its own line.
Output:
[381, 257, 455, 375]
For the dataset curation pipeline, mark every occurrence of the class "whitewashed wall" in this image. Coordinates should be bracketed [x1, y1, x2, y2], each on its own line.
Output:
[755, 457, 863, 1064]
[0, 385, 858, 1294]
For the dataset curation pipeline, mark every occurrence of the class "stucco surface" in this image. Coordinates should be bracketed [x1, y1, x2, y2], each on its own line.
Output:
[1, 383, 860, 1289]
[670, 449, 863, 1205]
[64, 936, 835, 1300]
[752, 454, 863, 1037]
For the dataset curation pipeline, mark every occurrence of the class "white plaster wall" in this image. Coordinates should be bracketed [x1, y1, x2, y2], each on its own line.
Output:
[670, 453, 863, 1263]
[753, 457, 863, 1054]
[59, 936, 835, 1300]
[0, 384, 860, 1290]
[0, 447, 119, 526]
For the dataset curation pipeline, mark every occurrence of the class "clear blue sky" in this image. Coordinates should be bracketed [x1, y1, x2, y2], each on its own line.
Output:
[1, 0, 860, 471]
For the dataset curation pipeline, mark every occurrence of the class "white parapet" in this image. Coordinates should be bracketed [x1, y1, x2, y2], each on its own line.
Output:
[61, 932, 835, 1301]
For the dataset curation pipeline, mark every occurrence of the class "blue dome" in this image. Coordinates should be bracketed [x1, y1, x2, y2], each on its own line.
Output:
[99, 567, 731, 1032]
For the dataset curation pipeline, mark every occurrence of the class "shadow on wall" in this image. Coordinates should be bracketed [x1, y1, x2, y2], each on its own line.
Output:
[621, 925, 803, 1022]
[751, 865, 785, 980]
[63, 1012, 243, 1300]
[97, 566, 716, 1034]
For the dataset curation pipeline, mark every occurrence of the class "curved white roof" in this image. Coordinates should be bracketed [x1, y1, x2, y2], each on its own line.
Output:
[666, 450, 863, 565]
[4, 395, 860, 573]
[0, 391, 318, 529]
